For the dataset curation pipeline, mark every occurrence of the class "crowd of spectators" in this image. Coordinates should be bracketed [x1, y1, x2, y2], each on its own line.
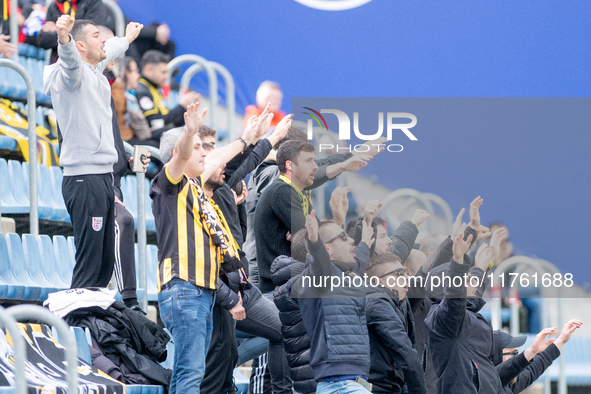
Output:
[0, 2, 584, 394]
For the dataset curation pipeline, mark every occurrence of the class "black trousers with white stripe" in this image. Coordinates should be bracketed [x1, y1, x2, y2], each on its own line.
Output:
[113, 187, 138, 304]
[63, 173, 115, 289]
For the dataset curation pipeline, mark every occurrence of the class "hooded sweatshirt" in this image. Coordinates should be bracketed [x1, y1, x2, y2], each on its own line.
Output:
[43, 34, 129, 176]
[492, 331, 561, 394]
[425, 260, 529, 394]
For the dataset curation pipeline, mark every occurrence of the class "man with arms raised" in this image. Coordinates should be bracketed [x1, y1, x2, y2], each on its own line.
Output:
[151, 103, 260, 393]
[44, 15, 142, 289]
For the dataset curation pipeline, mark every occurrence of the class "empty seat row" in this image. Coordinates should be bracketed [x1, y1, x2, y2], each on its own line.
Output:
[0, 55, 51, 105]
[0, 233, 74, 301]
[1, 158, 157, 230]
[0, 230, 159, 304]
[0, 158, 69, 220]
[120, 175, 156, 232]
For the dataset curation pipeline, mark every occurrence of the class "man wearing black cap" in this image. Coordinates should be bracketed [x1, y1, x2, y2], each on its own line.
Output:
[492, 319, 583, 394]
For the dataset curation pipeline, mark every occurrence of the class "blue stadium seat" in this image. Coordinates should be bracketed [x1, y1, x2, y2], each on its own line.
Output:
[7, 160, 31, 214]
[0, 135, 17, 150]
[234, 369, 249, 394]
[53, 235, 74, 287]
[145, 178, 155, 232]
[22, 234, 60, 297]
[35, 60, 51, 105]
[38, 234, 69, 289]
[0, 61, 9, 96]
[68, 236, 76, 268]
[147, 244, 159, 302]
[125, 175, 139, 224]
[22, 162, 54, 220]
[5, 233, 43, 301]
[0, 158, 29, 214]
[2, 58, 27, 99]
[49, 166, 70, 223]
[0, 234, 26, 301]
[38, 164, 68, 222]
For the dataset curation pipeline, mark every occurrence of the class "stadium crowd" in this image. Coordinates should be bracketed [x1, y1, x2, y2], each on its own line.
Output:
[0, 1, 584, 393]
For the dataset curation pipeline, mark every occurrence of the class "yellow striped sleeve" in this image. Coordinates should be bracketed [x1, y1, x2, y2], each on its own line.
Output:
[165, 165, 182, 185]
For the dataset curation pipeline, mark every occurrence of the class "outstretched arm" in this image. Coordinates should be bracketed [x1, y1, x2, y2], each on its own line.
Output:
[166, 103, 208, 182]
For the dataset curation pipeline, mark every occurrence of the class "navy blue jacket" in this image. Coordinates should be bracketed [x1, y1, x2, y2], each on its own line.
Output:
[271, 255, 317, 394]
[294, 238, 371, 382]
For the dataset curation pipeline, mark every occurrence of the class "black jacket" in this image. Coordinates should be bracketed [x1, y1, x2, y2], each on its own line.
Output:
[244, 152, 352, 282]
[111, 97, 131, 190]
[410, 226, 478, 394]
[271, 255, 317, 394]
[212, 139, 273, 310]
[366, 285, 426, 394]
[136, 76, 185, 140]
[425, 260, 529, 394]
[255, 178, 307, 293]
[65, 301, 171, 388]
[492, 331, 561, 394]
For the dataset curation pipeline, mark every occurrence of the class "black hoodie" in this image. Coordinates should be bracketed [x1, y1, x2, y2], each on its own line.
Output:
[366, 285, 426, 393]
[492, 331, 561, 394]
[425, 259, 530, 394]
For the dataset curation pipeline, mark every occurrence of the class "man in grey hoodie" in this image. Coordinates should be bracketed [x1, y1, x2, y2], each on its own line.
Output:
[43, 14, 143, 289]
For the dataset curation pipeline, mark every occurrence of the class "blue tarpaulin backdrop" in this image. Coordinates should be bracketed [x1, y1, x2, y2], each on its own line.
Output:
[117, 0, 591, 287]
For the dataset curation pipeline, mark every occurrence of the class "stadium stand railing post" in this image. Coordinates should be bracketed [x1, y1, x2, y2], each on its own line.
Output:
[9, 0, 18, 47]
[166, 55, 218, 131]
[137, 170, 148, 312]
[6, 304, 78, 392]
[102, 0, 126, 38]
[0, 306, 27, 394]
[0, 59, 39, 236]
[180, 61, 237, 141]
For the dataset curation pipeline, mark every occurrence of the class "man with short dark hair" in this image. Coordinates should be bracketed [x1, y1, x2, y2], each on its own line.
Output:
[43, 15, 143, 289]
[254, 140, 318, 293]
[136, 49, 200, 144]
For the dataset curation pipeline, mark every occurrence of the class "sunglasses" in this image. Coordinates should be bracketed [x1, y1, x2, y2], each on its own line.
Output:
[325, 231, 348, 244]
[503, 350, 519, 356]
[379, 268, 409, 279]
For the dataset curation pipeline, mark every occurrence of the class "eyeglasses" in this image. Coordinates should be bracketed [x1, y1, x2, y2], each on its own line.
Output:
[325, 231, 348, 244]
[379, 268, 409, 279]
[502, 350, 519, 356]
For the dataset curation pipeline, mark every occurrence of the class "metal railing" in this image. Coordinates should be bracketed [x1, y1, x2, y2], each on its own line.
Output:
[0, 306, 26, 394]
[166, 55, 218, 131]
[102, 0, 126, 38]
[122, 142, 162, 313]
[0, 59, 38, 236]
[4, 304, 79, 393]
[381, 188, 435, 233]
[179, 61, 237, 140]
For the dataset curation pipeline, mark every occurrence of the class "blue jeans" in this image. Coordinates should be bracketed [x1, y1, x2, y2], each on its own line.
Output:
[316, 381, 372, 394]
[158, 278, 215, 394]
